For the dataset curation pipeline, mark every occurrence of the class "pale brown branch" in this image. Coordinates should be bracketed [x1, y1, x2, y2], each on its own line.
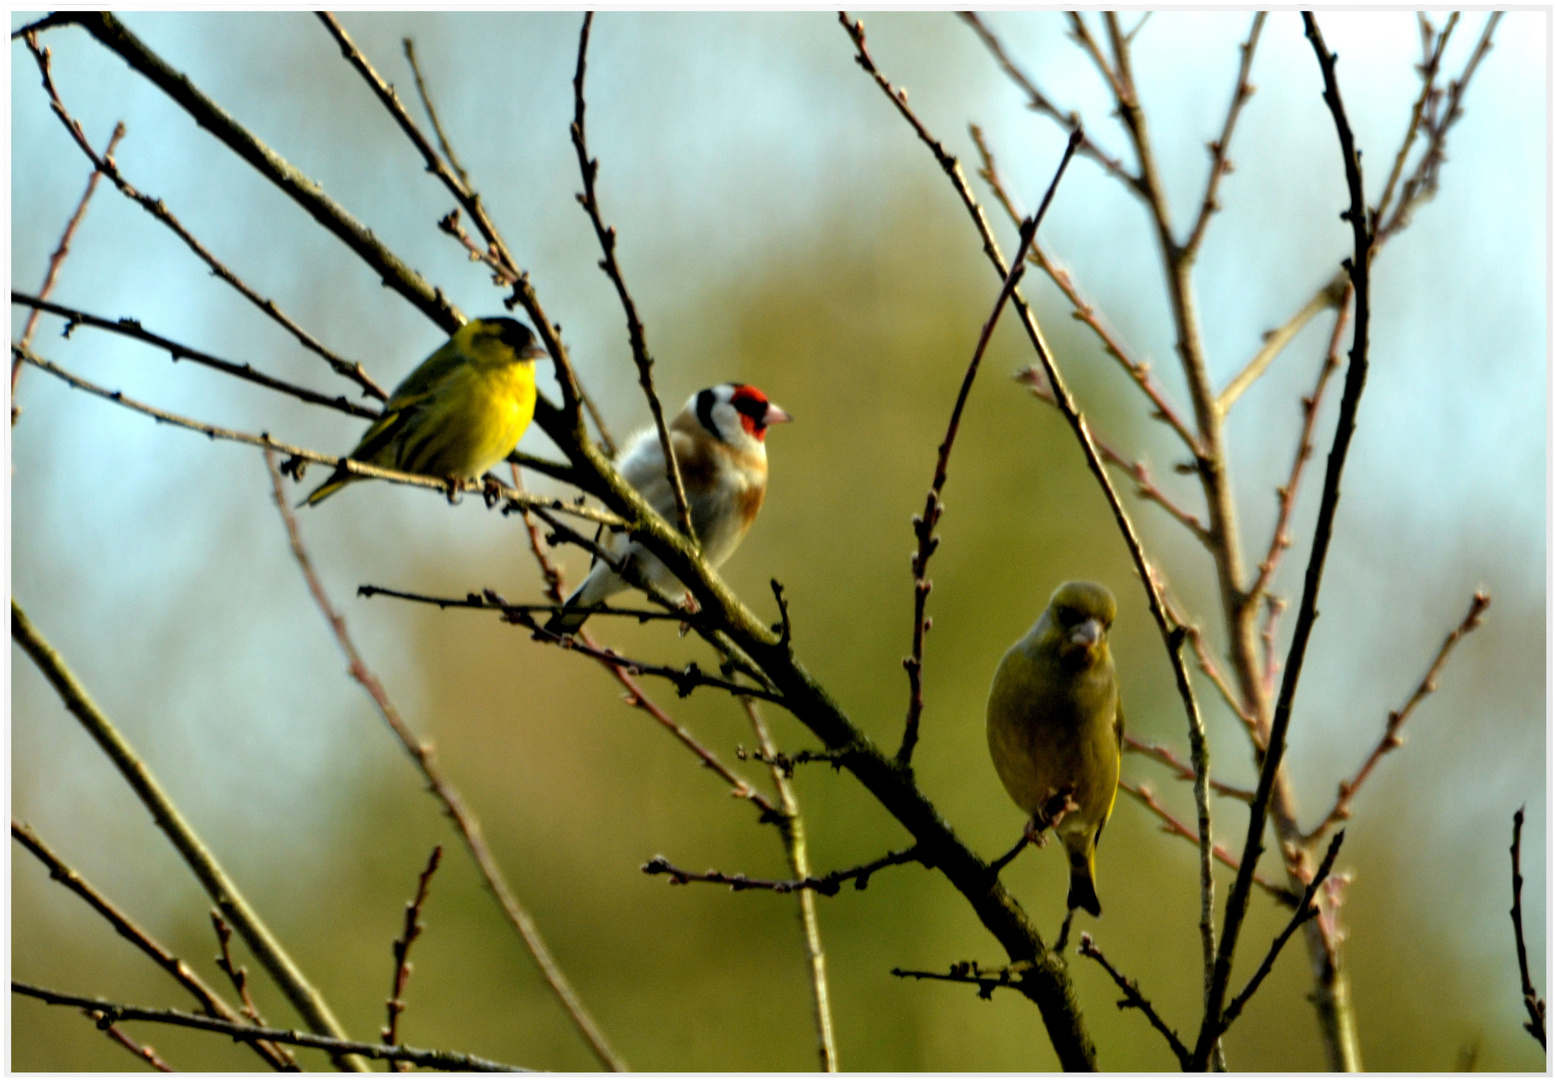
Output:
[386, 845, 442, 1070]
[1183, 13, 1265, 258]
[97, 1018, 174, 1072]
[1123, 737, 1253, 802]
[1218, 273, 1348, 414]
[1303, 591, 1490, 842]
[1119, 781, 1294, 905]
[402, 38, 471, 190]
[262, 450, 625, 1072]
[1374, 12, 1459, 226]
[209, 910, 297, 1069]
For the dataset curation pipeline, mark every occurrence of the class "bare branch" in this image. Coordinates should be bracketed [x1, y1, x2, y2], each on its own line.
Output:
[14, 343, 618, 527]
[1183, 13, 1266, 258]
[891, 959, 1034, 1002]
[13, 981, 529, 1072]
[644, 846, 921, 896]
[1511, 808, 1547, 1048]
[571, 12, 693, 540]
[9, 601, 364, 1069]
[20, 32, 385, 401]
[1199, 17, 1376, 1067]
[900, 133, 1080, 765]
[402, 37, 471, 190]
[385, 846, 443, 1069]
[96, 1019, 174, 1072]
[1077, 933, 1191, 1067]
[210, 911, 298, 1068]
[1124, 738, 1253, 802]
[1304, 591, 1490, 841]
[261, 450, 625, 1071]
[1374, 13, 1459, 228]
[1218, 273, 1348, 414]
[11, 822, 294, 1071]
[1118, 781, 1294, 905]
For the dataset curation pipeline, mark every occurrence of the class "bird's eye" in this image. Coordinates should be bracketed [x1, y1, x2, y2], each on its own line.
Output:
[1056, 607, 1077, 626]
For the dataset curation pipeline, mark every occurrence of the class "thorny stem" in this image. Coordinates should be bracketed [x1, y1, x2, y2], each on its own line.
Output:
[11, 822, 295, 1071]
[10, 601, 367, 1070]
[1303, 592, 1490, 842]
[262, 450, 625, 1071]
[13, 982, 528, 1073]
[571, 12, 694, 541]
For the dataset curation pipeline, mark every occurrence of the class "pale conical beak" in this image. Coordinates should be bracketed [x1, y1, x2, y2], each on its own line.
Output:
[1070, 618, 1102, 649]
[523, 342, 548, 361]
[763, 402, 793, 425]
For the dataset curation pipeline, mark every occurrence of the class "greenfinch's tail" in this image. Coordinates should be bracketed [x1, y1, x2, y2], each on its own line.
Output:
[1066, 843, 1102, 917]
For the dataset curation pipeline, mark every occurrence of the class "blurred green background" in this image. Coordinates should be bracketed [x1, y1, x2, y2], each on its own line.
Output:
[11, 11, 1546, 1072]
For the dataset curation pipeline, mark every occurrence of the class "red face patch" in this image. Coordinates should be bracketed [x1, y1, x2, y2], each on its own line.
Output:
[729, 384, 772, 440]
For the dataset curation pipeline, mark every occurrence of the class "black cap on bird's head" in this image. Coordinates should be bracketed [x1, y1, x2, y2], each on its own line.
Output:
[477, 317, 547, 361]
[1045, 580, 1116, 668]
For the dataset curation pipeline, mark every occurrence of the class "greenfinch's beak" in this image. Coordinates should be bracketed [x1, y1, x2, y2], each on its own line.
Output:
[1070, 617, 1103, 650]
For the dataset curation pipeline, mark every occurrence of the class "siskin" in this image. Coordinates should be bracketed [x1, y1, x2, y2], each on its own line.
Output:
[986, 581, 1122, 916]
[304, 317, 545, 506]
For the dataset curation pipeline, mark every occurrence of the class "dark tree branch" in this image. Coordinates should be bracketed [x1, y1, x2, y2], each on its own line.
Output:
[1077, 934, 1191, 1068]
[570, 11, 694, 540]
[1215, 831, 1345, 1041]
[358, 584, 691, 624]
[12, 293, 378, 418]
[891, 959, 1035, 1002]
[1197, 16, 1376, 1068]
[1511, 808, 1547, 1049]
[12, 981, 530, 1072]
[644, 847, 922, 897]
[1304, 591, 1490, 841]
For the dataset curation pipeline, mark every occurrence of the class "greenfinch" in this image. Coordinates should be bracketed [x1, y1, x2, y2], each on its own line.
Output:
[986, 581, 1122, 916]
[304, 317, 545, 506]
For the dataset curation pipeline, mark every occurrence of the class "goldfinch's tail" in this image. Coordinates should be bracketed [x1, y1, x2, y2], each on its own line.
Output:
[1066, 843, 1102, 917]
[544, 564, 621, 636]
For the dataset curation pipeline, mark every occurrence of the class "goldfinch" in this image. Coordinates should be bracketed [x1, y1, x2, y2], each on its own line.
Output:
[304, 317, 545, 506]
[546, 383, 790, 633]
[986, 581, 1122, 917]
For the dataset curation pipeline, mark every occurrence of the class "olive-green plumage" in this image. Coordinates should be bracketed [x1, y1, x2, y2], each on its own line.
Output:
[303, 317, 544, 506]
[986, 581, 1122, 917]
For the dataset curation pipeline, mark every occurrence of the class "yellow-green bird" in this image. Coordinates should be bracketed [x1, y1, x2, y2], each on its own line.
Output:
[304, 317, 545, 506]
[986, 581, 1122, 917]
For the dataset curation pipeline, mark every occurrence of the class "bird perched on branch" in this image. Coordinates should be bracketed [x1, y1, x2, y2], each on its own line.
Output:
[303, 317, 545, 506]
[986, 581, 1122, 917]
[545, 383, 791, 634]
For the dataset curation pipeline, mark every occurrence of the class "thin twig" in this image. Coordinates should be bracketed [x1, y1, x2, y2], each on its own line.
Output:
[570, 11, 693, 540]
[1077, 933, 1191, 1067]
[1198, 17, 1375, 1068]
[1155, 588, 1258, 737]
[402, 38, 471, 190]
[10, 602, 365, 1069]
[742, 699, 838, 1071]
[1304, 591, 1490, 841]
[11, 822, 294, 1071]
[386, 846, 443, 1070]
[21, 32, 385, 401]
[15, 344, 619, 527]
[261, 450, 626, 1072]
[1249, 286, 1353, 603]
[11, 107, 124, 411]
[96, 1018, 174, 1071]
[1215, 830, 1345, 1038]
[957, 12, 1141, 193]
[1218, 274, 1348, 414]
[1118, 781, 1294, 905]
[891, 960, 1032, 1002]
[643, 846, 921, 896]
[1374, 13, 1458, 229]
[1511, 807, 1547, 1048]
[1182, 13, 1265, 259]
[210, 910, 295, 1067]
[12, 292, 378, 418]
[974, 127, 1199, 453]
[1124, 738, 1253, 802]
[13, 982, 529, 1072]
[358, 584, 690, 624]
[899, 133, 1081, 767]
